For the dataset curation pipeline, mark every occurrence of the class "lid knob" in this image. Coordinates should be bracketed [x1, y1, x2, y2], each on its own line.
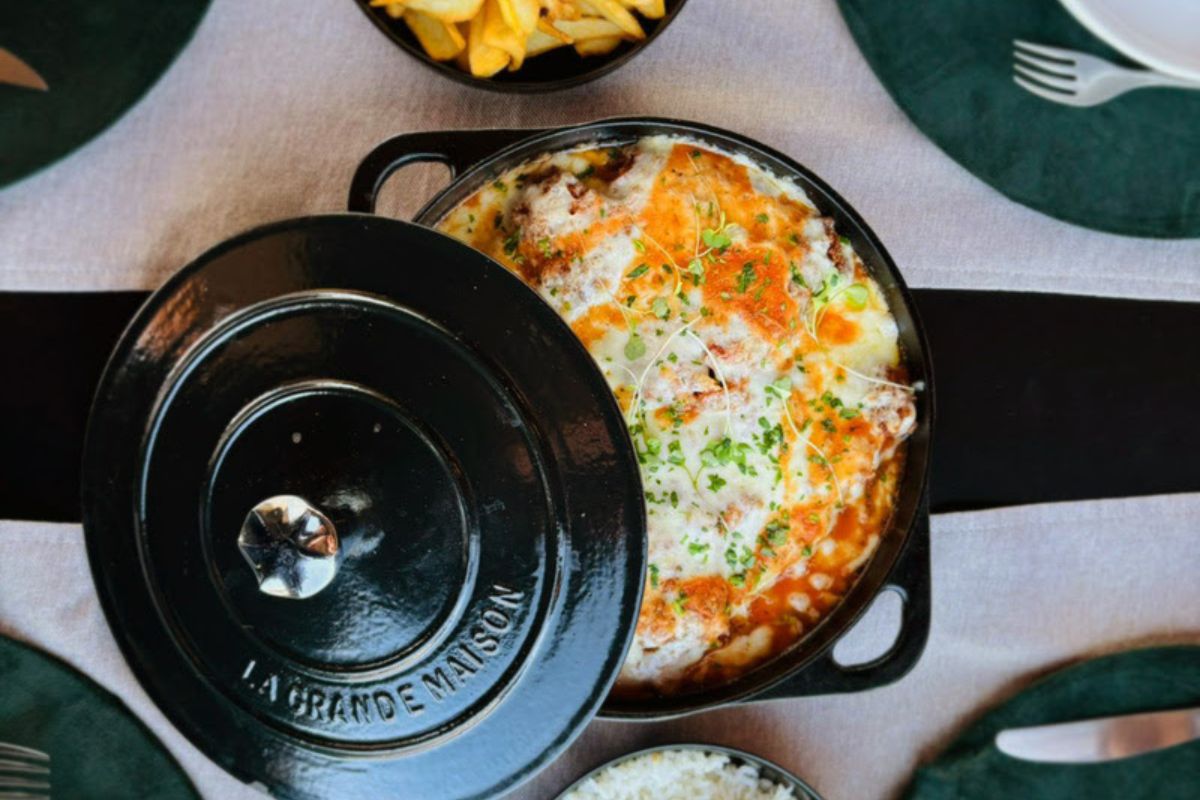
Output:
[237, 495, 340, 600]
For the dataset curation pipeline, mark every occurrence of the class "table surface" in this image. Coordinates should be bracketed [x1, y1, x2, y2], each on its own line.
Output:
[1, 1, 1198, 799]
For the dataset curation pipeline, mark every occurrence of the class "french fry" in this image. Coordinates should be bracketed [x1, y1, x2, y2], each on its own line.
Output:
[368, 0, 408, 19]
[536, 16, 573, 43]
[481, 0, 526, 70]
[573, 34, 622, 56]
[526, 28, 570, 56]
[624, 0, 664, 19]
[403, 10, 466, 60]
[375, 0, 660, 75]
[550, 17, 626, 41]
[467, 1, 510, 76]
[576, 0, 644, 38]
[497, 0, 540, 35]
[404, 0, 485, 22]
[454, 21, 473, 70]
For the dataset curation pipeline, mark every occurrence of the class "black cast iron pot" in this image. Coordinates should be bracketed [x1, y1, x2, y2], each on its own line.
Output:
[82, 117, 933, 800]
[348, 116, 936, 719]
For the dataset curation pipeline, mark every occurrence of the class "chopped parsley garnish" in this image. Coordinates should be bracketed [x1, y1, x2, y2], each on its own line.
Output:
[801, 545, 813, 557]
[706, 473, 727, 492]
[649, 563, 660, 588]
[755, 213, 770, 224]
[537, 237, 553, 258]
[666, 404, 684, 428]
[687, 258, 706, 286]
[755, 418, 785, 454]
[624, 332, 646, 360]
[789, 261, 807, 288]
[667, 440, 685, 465]
[765, 519, 789, 547]
[839, 407, 860, 420]
[688, 542, 709, 558]
[702, 228, 732, 252]
[492, 180, 507, 192]
[671, 592, 688, 615]
[652, 297, 670, 320]
[633, 239, 646, 254]
[821, 418, 837, 433]
[701, 437, 756, 476]
[627, 263, 649, 279]
[502, 227, 521, 257]
[764, 377, 792, 404]
[736, 263, 757, 293]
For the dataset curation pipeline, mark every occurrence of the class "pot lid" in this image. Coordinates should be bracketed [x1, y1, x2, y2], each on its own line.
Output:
[82, 215, 646, 800]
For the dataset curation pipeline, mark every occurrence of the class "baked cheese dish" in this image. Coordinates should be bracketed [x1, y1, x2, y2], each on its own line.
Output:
[438, 136, 917, 695]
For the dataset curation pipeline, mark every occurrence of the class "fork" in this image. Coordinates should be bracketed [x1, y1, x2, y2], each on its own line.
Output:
[1012, 39, 1200, 106]
[0, 742, 49, 799]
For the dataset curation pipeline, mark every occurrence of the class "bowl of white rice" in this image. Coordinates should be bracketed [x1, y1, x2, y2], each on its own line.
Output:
[557, 744, 822, 800]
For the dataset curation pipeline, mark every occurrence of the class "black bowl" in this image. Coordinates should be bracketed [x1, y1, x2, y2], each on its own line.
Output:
[352, 0, 689, 93]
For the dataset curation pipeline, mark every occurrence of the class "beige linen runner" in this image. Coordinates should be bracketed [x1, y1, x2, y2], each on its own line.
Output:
[2, 494, 1197, 799]
[0, 0, 1197, 297]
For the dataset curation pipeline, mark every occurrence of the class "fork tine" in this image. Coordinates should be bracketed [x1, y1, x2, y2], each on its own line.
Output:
[1013, 50, 1075, 79]
[0, 746, 46, 764]
[0, 760, 48, 776]
[1013, 39, 1077, 63]
[0, 779, 48, 791]
[1013, 74, 1085, 106]
[1014, 63, 1076, 92]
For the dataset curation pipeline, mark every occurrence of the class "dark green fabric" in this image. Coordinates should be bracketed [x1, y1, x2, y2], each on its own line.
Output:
[0, 0, 210, 188]
[0, 635, 199, 799]
[905, 646, 1200, 799]
[838, 0, 1200, 238]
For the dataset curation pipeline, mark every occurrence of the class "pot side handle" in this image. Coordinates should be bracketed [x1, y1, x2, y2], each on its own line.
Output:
[751, 505, 931, 701]
[348, 129, 542, 215]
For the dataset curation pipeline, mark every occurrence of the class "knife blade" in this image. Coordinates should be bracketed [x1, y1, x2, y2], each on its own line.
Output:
[996, 707, 1200, 764]
[0, 48, 48, 91]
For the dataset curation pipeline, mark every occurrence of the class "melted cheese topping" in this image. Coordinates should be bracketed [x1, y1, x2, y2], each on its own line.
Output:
[438, 137, 917, 696]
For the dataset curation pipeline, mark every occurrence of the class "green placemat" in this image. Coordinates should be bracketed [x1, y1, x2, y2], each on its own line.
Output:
[905, 646, 1200, 799]
[0, 0, 210, 188]
[838, 0, 1200, 238]
[0, 635, 199, 799]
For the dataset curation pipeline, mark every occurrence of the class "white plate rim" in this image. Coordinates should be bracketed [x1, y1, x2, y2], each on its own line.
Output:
[1058, 0, 1200, 82]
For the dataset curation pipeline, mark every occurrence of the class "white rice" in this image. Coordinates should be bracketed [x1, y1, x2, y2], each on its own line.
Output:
[561, 749, 798, 800]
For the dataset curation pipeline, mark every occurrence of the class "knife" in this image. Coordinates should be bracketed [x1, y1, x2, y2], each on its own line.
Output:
[0, 47, 48, 91]
[996, 707, 1200, 764]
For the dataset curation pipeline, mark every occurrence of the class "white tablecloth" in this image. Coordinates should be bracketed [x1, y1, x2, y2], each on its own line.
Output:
[0, 0, 1197, 298]
[2, 1, 1199, 798]
[2, 495, 1197, 799]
